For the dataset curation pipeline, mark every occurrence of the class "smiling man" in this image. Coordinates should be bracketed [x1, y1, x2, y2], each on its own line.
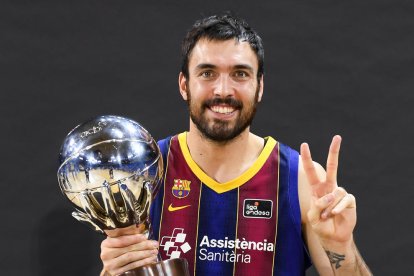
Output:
[183, 38, 261, 143]
[99, 14, 372, 276]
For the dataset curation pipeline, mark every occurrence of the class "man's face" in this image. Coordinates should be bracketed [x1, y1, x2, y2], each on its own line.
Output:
[179, 38, 263, 143]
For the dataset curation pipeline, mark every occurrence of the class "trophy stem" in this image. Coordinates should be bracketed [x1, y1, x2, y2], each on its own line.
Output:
[118, 258, 190, 276]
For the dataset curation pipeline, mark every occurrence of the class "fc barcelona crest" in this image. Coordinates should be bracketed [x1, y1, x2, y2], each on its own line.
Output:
[172, 179, 191, 199]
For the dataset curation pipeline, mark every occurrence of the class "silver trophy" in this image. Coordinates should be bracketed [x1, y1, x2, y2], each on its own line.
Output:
[57, 115, 189, 276]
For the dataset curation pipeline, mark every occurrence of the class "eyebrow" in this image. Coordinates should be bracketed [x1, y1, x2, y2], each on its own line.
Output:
[233, 64, 254, 74]
[195, 63, 255, 73]
[195, 63, 217, 71]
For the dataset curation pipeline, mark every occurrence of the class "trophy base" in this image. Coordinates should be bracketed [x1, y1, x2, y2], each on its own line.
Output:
[119, 258, 190, 276]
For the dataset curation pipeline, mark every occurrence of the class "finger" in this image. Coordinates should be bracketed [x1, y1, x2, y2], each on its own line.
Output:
[105, 224, 145, 238]
[101, 239, 159, 260]
[320, 187, 347, 219]
[325, 135, 341, 185]
[113, 255, 158, 276]
[105, 250, 158, 276]
[332, 194, 356, 215]
[111, 248, 158, 270]
[300, 143, 320, 185]
[103, 233, 148, 248]
[307, 193, 335, 226]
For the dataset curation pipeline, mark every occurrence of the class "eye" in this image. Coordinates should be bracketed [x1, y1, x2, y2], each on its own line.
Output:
[233, 70, 249, 79]
[200, 70, 215, 78]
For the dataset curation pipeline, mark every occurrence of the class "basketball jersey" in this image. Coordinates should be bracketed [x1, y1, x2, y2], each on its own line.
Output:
[150, 133, 311, 276]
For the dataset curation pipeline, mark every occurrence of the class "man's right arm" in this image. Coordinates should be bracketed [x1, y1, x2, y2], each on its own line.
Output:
[100, 226, 159, 276]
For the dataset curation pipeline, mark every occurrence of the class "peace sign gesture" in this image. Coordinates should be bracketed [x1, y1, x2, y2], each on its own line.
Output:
[300, 135, 356, 245]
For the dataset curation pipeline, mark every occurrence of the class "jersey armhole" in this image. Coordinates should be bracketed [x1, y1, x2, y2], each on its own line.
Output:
[158, 136, 172, 167]
[287, 147, 312, 264]
[149, 136, 172, 240]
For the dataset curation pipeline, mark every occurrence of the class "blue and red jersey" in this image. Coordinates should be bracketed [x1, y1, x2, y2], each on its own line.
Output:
[150, 133, 311, 275]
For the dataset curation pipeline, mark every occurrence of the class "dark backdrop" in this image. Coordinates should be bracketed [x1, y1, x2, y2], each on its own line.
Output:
[1, 0, 413, 275]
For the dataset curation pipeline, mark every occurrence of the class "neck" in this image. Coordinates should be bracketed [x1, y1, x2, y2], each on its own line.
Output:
[185, 123, 264, 183]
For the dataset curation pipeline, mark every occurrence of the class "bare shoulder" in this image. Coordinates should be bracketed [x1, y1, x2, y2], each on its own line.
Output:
[297, 156, 326, 223]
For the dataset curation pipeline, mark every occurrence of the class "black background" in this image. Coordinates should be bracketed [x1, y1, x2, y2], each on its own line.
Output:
[1, 0, 413, 275]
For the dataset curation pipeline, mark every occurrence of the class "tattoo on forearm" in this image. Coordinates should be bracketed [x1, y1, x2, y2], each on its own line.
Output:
[325, 250, 346, 269]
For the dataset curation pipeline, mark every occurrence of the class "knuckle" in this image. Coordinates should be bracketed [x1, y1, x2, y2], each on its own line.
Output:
[335, 187, 347, 196]
[348, 193, 356, 201]
[100, 251, 108, 261]
[326, 162, 337, 169]
[145, 240, 155, 249]
[123, 251, 135, 262]
[314, 200, 324, 209]
[112, 237, 125, 247]
[337, 187, 346, 193]
[136, 256, 156, 267]
[103, 262, 114, 272]
[101, 237, 111, 247]
[134, 235, 146, 244]
[137, 233, 146, 239]
[316, 194, 332, 208]
[105, 237, 119, 247]
[140, 258, 152, 266]
[112, 236, 133, 248]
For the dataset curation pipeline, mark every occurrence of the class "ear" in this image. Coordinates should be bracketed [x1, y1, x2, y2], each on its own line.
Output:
[257, 75, 264, 102]
[178, 72, 188, 101]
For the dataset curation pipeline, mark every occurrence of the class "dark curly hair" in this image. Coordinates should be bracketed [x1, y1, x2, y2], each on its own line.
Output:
[180, 13, 264, 82]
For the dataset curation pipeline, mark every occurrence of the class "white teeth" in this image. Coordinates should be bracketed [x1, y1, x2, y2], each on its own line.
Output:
[211, 106, 234, 114]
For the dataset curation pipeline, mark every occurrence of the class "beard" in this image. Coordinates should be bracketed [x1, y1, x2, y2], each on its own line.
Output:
[186, 87, 260, 143]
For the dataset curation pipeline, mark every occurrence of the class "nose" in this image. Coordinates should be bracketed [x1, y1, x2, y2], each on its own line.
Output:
[214, 75, 234, 98]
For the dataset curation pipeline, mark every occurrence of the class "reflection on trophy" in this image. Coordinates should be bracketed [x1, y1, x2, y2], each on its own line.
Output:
[57, 115, 189, 276]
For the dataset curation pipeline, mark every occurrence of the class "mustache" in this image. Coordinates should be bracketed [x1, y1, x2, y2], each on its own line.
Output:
[203, 97, 243, 109]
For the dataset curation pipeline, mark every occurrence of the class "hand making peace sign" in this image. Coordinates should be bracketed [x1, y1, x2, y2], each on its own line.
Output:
[300, 135, 357, 245]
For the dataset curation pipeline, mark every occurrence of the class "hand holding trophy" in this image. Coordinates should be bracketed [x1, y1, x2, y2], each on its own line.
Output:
[57, 115, 189, 276]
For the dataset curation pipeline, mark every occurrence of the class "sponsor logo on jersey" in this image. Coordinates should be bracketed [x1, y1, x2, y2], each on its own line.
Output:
[243, 199, 273, 219]
[159, 229, 274, 264]
[172, 179, 191, 198]
[198, 235, 274, 263]
[168, 203, 191, 212]
[160, 228, 192, 259]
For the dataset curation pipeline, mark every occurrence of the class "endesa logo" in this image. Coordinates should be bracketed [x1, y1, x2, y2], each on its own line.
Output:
[243, 199, 273, 219]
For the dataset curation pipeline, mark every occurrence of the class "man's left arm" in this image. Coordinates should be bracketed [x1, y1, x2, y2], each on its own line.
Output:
[298, 136, 372, 275]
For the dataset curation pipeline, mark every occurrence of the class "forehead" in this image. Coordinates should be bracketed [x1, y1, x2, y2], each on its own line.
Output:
[188, 38, 259, 71]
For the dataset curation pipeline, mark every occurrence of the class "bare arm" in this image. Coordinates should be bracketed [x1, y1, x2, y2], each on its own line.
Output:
[298, 136, 372, 275]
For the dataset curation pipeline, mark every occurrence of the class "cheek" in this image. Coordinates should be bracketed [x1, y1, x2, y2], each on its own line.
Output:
[235, 79, 257, 91]
[188, 83, 211, 103]
[239, 83, 258, 101]
[190, 81, 211, 94]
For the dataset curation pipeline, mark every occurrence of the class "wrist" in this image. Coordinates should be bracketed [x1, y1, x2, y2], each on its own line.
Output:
[320, 234, 353, 252]
[321, 237, 356, 270]
[322, 239, 372, 275]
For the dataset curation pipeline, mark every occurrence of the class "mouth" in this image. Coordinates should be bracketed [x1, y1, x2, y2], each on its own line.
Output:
[210, 105, 236, 115]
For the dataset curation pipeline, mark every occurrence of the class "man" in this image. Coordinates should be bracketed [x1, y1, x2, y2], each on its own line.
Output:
[100, 14, 371, 275]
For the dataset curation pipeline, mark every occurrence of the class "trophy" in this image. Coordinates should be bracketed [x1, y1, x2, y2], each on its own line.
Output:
[57, 115, 189, 276]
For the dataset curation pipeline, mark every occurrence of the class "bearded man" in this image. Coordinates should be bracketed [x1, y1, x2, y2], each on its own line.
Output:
[100, 13, 372, 276]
